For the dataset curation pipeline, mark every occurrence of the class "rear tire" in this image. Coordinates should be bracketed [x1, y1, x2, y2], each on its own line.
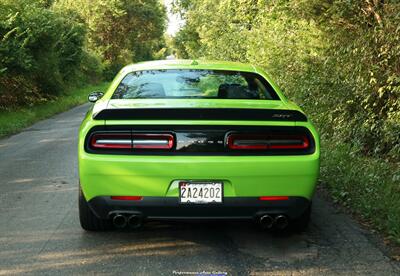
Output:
[79, 187, 112, 231]
[290, 203, 311, 233]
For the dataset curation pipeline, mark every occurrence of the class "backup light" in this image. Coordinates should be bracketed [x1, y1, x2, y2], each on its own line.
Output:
[90, 133, 132, 149]
[132, 134, 174, 149]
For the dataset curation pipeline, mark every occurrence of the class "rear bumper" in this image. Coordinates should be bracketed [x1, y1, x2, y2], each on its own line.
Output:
[88, 196, 311, 220]
[79, 154, 320, 201]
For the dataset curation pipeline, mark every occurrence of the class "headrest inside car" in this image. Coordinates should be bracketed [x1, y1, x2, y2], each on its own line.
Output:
[218, 83, 259, 99]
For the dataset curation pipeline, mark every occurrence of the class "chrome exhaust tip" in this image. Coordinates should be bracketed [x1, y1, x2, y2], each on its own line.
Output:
[274, 215, 289, 229]
[259, 214, 274, 229]
[113, 214, 127, 228]
[127, 215, 143, 229]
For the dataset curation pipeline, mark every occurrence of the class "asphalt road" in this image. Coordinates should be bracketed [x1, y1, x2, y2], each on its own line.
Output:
[0, 104, 399, 275]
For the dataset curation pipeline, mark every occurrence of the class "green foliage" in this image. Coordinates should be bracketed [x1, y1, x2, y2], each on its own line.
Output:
[172, 0, 400, 242]
[0, 82, 109, 138]
[0, 0, 89, 108]
[171, 24, 201, 58]
[172, 0, 400, 161]
[0, 0, 167, 108]
[54, 0, 167, 78]
[321, 142, 400, 244]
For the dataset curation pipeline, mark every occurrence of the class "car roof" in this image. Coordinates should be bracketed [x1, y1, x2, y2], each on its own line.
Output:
[121, 59, 258, 73]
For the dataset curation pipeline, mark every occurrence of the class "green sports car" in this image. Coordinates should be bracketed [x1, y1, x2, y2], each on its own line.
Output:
[78, 60, 320, 231]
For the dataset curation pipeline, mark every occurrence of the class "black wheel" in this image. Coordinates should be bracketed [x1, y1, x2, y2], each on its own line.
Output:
[290, 203, 311, 233]
[79, 187, 112, 231]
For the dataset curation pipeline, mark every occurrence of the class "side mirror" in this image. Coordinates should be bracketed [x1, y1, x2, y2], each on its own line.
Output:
[88, 91, 104, 103]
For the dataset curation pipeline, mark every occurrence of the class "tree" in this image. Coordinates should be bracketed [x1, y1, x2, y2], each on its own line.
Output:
[0, 0, 87, 107]
[54, 0, 167, 75]
[171, 0, 400, 159]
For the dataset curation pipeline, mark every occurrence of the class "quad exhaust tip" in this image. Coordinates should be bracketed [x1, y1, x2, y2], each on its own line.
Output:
[112, 214, 143, 229]
[259, 214, 274, 229]
[127, 215, 143, 229]
[113, 214, 128, 228]
[274, 215, 289, 229]
[259, 214, 289, 230]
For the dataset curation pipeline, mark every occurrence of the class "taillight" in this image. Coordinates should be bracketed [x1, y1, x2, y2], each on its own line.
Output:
[132, 134, 174, 149]
[90, 133, 132, 149]
[227, 133, 309, 150]
[89, 132, 174, 151]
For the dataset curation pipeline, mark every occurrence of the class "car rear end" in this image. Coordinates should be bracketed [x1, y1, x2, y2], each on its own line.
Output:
[78, 61, 320, 231]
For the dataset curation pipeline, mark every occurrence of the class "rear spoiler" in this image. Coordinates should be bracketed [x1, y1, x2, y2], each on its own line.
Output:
[93, 108, 307, 122]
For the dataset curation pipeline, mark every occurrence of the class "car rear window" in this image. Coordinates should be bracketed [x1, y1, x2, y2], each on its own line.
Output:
[112, 69, 280, 100]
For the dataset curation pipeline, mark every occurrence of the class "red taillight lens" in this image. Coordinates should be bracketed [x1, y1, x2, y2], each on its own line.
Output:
[90, 133, 132, 149]
[111, 196, 143, 201]
[90, 132, 174, 150]
[227, 134, 309, 150]
[259, 196, 289, 201]
[132, 134, 174, 149]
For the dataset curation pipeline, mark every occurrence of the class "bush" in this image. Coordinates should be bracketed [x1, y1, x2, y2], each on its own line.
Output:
[321, 142, 400, 243]
[172, 0, 400, 242]
[172, 0, 400, 161]
[80, 51, 104, 83]
[0, 0, 98, 109]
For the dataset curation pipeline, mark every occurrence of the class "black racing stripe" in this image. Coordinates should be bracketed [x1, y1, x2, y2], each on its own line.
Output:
[93, 108, 307, 122]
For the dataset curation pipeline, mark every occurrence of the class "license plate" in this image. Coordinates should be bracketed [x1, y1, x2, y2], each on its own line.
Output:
[179, 181, 223, 204]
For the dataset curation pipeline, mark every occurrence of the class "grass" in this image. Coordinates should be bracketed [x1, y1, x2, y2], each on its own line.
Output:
[0, 82, 109, 138]
[320, 140, 400, 244]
